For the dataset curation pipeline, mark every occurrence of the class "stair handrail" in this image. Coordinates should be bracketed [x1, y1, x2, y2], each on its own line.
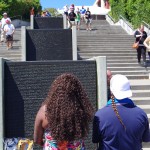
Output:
[106, 14, 116, 23]
[119, 15, 134, 30]
[142, 21, 150, 35]
[118, 15, 134, 35]
[142, 21, 150, 29]
[10, 15, 22, 21]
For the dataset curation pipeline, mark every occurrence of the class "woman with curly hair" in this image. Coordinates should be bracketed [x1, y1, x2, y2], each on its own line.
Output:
[34, 73, 94, 150]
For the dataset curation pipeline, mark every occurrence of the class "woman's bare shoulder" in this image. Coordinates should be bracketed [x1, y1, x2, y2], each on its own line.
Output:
[36, 105, 46, 119]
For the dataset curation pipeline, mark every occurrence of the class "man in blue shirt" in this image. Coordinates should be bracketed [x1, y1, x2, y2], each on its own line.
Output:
[80, 6, 86, 21]
[92, 74, 150, 150]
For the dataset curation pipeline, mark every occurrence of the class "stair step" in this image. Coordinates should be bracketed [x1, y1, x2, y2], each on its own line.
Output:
[125, 75, 149, 80]
[133, 100, 150, 105]
[111, 71, 149, 75]
[137, 108, 150, 114]
[108, 67, 148, 71]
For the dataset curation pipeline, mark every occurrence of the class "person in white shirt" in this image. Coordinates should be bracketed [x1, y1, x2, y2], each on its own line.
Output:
[63, 5, 69, 16]
[0, 12, 11, 42]
[4, 18, 15, 50]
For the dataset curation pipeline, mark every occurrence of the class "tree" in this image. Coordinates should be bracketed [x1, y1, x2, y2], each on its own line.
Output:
[109, 0, 150, 28]
[0, 0, 41, 20]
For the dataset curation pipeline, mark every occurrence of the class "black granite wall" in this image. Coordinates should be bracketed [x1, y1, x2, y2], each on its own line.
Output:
[26, 29, 73, 61]
[34, 17, 63, 29]
[4, 61, 97, 150]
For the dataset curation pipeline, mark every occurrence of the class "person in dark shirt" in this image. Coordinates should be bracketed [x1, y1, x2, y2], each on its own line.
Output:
[84, 7, 92, 30]
[134, 25, 147, 66]
[92, 74, 150, 150]
[68, 8, 76, 29]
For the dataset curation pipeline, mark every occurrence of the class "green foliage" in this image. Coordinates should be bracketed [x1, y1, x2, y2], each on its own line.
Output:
[109, 0, 150, 28]
[0, 0, 41, 20]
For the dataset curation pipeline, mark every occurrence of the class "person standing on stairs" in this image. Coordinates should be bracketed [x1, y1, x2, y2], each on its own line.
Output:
[68, 6, 76, 29]
[144, 35, 150, 62]
[84, 7, 92, 31]
[0, 12, 11, 43]
[4, 18, 15, 50]
[134, 25, 147, 66]
[75, 8, 81, 30]
[80, 6, 86, 22]
[92, 74, 150, 150]
[63, 4, 69, 16]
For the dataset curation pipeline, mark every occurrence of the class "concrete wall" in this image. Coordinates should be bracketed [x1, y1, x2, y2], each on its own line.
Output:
[34, 17, 63, 29]
[12, 19, 30, 28]
[4, 60, 97, 150]
[26, 29, 73, 61]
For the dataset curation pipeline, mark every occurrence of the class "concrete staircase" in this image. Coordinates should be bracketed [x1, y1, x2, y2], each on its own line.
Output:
[77, 20, 150, 149]
[0, 28, 22, 61]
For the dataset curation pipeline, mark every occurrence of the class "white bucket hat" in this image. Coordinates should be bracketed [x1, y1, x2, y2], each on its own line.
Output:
[3, 12, 7, 16]
[110, 74, 132, 99]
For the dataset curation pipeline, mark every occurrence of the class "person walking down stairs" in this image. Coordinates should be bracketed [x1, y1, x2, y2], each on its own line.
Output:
[3, 18, 15, 50]
[0, 12, 11, 43]
[85, 7, 92, 31]
[134, 25, 147, 66]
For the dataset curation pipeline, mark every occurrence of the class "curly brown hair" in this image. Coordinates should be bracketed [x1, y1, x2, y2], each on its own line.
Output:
[43, 73, 94, 142]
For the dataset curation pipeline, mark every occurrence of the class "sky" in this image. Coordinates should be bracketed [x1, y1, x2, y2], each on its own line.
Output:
[40, 0, 95, 9]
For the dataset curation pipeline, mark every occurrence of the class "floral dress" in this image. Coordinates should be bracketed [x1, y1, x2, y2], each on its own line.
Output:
[43, 130, 85, 150]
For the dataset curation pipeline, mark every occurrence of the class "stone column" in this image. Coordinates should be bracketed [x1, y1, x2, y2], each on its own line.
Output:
[30, 15, 34, 29]
[0, 58, 5, 149]
[95, 56, 107, 108]
[21, 26, 26, 61]
[72, 26, 77, 60]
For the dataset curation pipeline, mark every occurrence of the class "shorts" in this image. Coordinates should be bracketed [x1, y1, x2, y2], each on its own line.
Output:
[75, 20, 81, 25]
[81, 14, 85, 18]
[6, 35, 13, 41]
[85, 18, 92, 24]
[69, 21, 75, 25]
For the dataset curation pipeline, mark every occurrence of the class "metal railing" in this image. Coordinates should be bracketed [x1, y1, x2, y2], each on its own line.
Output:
[106, 14, 116, 23]
[10, 15, 22, 21]
[142, 21, 150, 29]
[142, 21, 150, 35]
[107, 14, 150, 35]
[119, 15, 134, 30]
